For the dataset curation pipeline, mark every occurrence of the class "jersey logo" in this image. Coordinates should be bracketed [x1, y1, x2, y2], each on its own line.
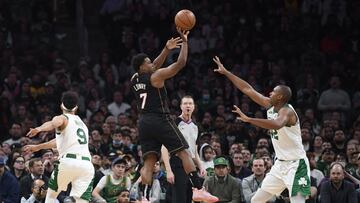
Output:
[298, 177, 308, 187]
[269, 129, 279, 140]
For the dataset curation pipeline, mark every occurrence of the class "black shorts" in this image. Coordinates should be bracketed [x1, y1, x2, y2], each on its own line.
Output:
[138, 113, 189, 159]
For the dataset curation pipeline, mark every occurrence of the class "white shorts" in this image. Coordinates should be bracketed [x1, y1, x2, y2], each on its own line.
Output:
[260, 158, 311, 197]
[48, 155, 95, 200]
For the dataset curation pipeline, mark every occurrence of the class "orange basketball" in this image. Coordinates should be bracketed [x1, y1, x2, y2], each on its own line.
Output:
[174, 9, 196, 31]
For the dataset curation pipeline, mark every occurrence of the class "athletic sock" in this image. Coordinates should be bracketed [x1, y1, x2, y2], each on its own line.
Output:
[188, 171, 202, 189]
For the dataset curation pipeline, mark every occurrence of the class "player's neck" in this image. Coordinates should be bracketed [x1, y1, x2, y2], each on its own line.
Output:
[180, 114, 192, 122]
[273, 102, 287, 112]
[62, 111, 75, 115]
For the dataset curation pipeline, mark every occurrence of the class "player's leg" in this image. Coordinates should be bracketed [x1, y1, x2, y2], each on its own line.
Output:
[252, 172, 286, 203]
[140, 152, 158, 185]
[45, 189, 61, 203]
[287, 159, 311, 203]
[251, 189, 274, 203]
[70, 160, 95, 203]
[160, 116, 218, 202]
[46, 160, 71, 203]
[289, 195, 306, 203]
[138, 115, 162, 185]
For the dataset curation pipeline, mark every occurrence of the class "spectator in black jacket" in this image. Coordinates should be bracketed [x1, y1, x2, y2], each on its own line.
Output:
[320, 162, 357, 203]
[19, 158, 49, 199]
[0, 156, 20, 203]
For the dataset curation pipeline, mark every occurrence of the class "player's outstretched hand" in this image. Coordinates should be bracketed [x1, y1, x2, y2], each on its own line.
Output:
[213, 56, 228, 74]
[232, 105, 250, 122]
[26, 128, 40, 137]
[23, 145, 40, 154]
[166, 37, 182, 50]
[176, 27, 189, 42]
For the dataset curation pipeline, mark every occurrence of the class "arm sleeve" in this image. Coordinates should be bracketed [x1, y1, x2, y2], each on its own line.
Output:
[95, 175, 107, 190]
[242, 179, 256, 203]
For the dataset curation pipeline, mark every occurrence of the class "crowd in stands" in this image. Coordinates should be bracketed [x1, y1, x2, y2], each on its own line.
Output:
[1, 0, 360, 202]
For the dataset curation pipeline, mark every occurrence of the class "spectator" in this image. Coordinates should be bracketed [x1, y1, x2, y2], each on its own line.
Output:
[0, 156, 20, 203]
[20, 178, 50, 203]
[332, 129, 347, 154]
[203, 157, 241, 203]
[92, 157, 131, 203]
[307, 152, 325, 187]
[10, 155, 28, 181]
[3, 122, 23, 146]
[199, 144, 215, 176]
[40, 149, 54, 178]
[19, 158, 49, 200]
[241, 149, 252, 169]
[317, 148, 336, 176]
[129, 176, 161, 203]
[242, 158, 275, 203]
[319, 162, 358, 203]
[317, 76, 351, 121]
[230, 151, 252, 180]
[301, 128, 312, 152]
[107, 91, 131, 118]
[116, 189, 130, 203]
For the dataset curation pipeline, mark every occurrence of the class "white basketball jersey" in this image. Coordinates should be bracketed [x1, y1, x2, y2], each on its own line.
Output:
[267, 104, 306, 160]
[56, 114, 91, 158]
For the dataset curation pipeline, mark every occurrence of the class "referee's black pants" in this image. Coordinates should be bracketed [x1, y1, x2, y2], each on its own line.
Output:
[168, 156, 193, 203]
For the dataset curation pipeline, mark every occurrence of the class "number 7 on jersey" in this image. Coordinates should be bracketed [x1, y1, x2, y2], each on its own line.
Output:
[140, 93, 147, 109]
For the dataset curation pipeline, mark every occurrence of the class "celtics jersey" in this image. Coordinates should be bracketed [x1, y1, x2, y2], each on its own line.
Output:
[267, 104, 306, 160]
[56, 114, 91, 158]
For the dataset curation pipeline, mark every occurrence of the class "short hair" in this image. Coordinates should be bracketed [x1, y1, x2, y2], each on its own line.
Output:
[231, 150, 243, 159]
[131, 53, 148, 72]
[181, 95, 194, 104]
[29, 158, 42, 168]
[278, 85, 292, 102]
[61, 91, 79, 110]
[330, 162, 345, 171]
[31, 178, 45, 189]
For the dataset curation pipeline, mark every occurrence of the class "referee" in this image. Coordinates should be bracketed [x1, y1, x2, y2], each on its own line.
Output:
[162, 95, 206, 203]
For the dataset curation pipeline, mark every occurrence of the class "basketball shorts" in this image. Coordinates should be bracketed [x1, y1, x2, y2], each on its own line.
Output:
[138, 113, 189, 159]
[260, 158, 311, 197]
[48, 154, 95, 201]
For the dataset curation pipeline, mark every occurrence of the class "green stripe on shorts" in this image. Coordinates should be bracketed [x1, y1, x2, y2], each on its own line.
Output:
[291, 159, 311, 197]
[80, 178, 94, 201]
[48, 161, 59, 191]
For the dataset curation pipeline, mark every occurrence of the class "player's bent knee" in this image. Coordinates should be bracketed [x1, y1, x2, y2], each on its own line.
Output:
[251, 189, 273, 203]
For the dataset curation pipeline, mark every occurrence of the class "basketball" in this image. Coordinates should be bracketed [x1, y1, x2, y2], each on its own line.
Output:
[174, 9, 196, 31]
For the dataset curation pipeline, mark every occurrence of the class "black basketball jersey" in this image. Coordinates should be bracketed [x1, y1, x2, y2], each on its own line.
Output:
[131, 73, 170, 114]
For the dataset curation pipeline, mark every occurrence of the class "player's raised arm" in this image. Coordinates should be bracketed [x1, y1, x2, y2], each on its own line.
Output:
[232, 105, 294, 130]
[213, 56, 271, 109]
[152, 37, 182, 70]
[26, 115, 67, 137]
[151, 27, 189, 88]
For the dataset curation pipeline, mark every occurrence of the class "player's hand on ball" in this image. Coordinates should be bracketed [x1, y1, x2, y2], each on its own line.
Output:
[232, 105, 250, 122]
[213, 56, 228, 74]
[23, 145, 40, 154]
[166, 37, 182, 50]
[26, 128, 40, 137]
[176, 27, 189, 42]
